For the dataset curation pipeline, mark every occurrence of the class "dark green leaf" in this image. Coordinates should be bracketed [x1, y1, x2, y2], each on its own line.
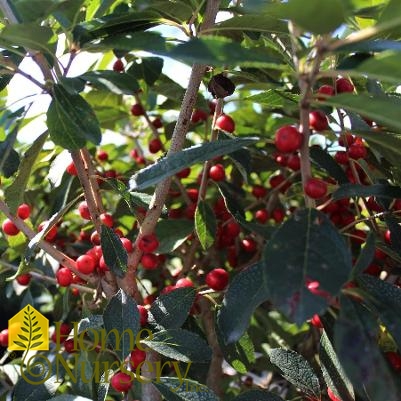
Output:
[127, 57, 164, 86]
[333, 183, 401, 201]
[5, 132, 47, 213]
[320, 93, 401, 132]
[47, 84, 101, 150]
[232, 390, 285, 401]
[0, 141, 20, 178]
[153, 377, 219, 401]
[155, 219, 193, 253]
[149, 287, 196, 330]
[0, 23, 55, 54]
[334, 296, 400, 401]
[310, 145, 349, 185]
[358, 274, 401, 351]
[352, 232, 375, 277]
[129, 137, 258, 191]
[268, 348, 321, 399]
[103, 289, 140, 361]
[195, 200, 216, 250]
[281, 0, 346, 34]
[100, 225, 128, 278]
[46, 396, 92, 401]
[165, 36, 284, 68]
[335, 40, 401, 54]
[78, 70, 139, 94]
[320, 331, 355, 401]
[142, 329, 212, 363]
[0, 50, 24, 91]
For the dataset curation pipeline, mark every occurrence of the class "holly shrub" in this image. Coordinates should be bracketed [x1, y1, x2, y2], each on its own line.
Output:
[1, 1, 401, 401]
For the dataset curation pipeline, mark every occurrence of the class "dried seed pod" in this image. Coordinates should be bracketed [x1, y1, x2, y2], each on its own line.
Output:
[207, 73, 235, 99]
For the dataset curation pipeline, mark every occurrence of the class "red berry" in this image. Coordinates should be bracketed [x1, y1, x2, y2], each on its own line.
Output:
[215, 114, 235, 133]
[0, 329, 9, 347]
[186, 188, 199, 202]
[251, 185, 267, 198]
[208, 164, 226, 181]
[304, 178, 328, 199]
[310, 314, 323, 329]
[137, 305, 148, 326]
[110, 372, 133, 393]
[38, 221, 58, 241]
[64, 338, 77, 353]
[334, 151, 349, 165]
[130, 103, 145, 116]
[287, 154, 300, 171]
[385, 351, 401, 371]
[130, 348, 147, 368]
[272, 208, 285, 223]
[56, 267, 73, 287]
[175, 277, 194, 288]
[205, 268, 229, 291]
[66, 161, 77, 176]
[255, 209, 269, 223]
[91, 231, 101, 245]
[16, 273, 31, 286]
[223, 220, 241, 237]
[140, 253, 159, 270]
[17, 203, 31, 220]
[59, 323, 71, 336]
[97, 150, 109, 161]
[2, 219, 20, 236]
[98, 255, 109, 273]
[327, 387, 342, 401]
[148, 138, 163, 153]
[336, 77, 354, 93]
[76, 254, 96, 274]
[274, 125, 302, 153]
[78, 201, 91, 220]
[152, 117, 163, 129]
[309, 110, 329, 131]
[241, 237, 257, 253]
[138, 234, 159, 253]
[113, 59, 124, 72]
[191, 109, 208, 123]
[338, 132, 355, 147]
[317, 84, 335, 99]
[176, 167, 191, 179]
[120, 237, 133, 253]
[100, 213, 113, 227]
[348, 143, 367, 160]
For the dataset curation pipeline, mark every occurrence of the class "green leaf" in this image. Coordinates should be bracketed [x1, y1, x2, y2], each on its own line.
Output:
[246, 89, 298, 109]
[0, 140, 20, 178]
[232, 391, 285, 401]
[0, 23, 55, 54]
[149, 287, 196, 330]
[103, 289, 140, 361]
[358, 274, 401, 351]
[142, 329, 212, 363]
[129, 137, 258, 191]
[165, 36, 284, 68]
[195, 200, 216, 250]
[268, 348, 321, 399]
[310, 145, 349, 185]
[155, 219, 193, 253]
[281, 0, 346, 34]
[47, 84, 101, 150]
[333, 183, 401, 201]
[352, 232, 375, 277]
[5, 132, 47, 213]
[334, 296, 400, 401]
[217, 328, 255, 374]
[320, 93, 401, 133]
[78, 70, 139, 95]
[0, 50, 24, 91]
[153, 377, 219, 401]
[100, 225, 128, 278]
[127, 57, 164, 86]
[320, 331, 355, 401]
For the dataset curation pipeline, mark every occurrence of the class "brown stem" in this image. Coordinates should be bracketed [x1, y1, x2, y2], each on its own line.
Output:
[199, 296, 224, 398]
[122, 0, 221, 304]
[141, 350, 161, 400]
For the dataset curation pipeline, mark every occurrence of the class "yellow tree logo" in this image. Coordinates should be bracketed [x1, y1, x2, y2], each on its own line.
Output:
[8, 304, 49, 351]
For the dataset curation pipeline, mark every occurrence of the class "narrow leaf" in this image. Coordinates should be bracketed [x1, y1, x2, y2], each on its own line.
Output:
[195, 200, 217, 250]
[100, 225, 128, 278]
[333, 183, 401, 201]
[129, 137, 258, 190]
[78, 70, 139, 94]
[155, 219, 193, 254]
